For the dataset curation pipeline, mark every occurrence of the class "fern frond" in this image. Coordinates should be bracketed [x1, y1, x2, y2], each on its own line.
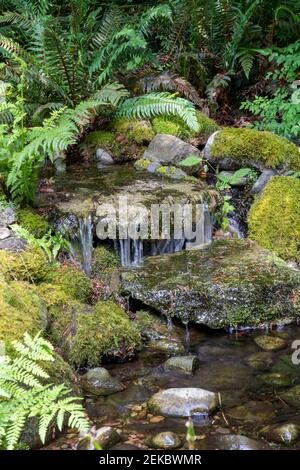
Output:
[117, 92, 199, 132]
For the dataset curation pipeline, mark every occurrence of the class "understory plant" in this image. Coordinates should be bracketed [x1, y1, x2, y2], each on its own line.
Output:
[0, 332, 89, 450]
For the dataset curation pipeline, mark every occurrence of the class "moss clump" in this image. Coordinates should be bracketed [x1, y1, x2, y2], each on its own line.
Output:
[248, 176, 300, 261]
[91, 245, 120, 284]
[112, 119, 154, 144]
[152, 111, 219, 141]
[48, 295, 141, 367]
[210, 128, 300, 170]
[17, 209, 50, 238]
[85, 130, 115, 146]
[0, 277, 47, 347]
[46, 264, 92, 303]
[134, 158, 151, 171]
[0, 246, 50, 283]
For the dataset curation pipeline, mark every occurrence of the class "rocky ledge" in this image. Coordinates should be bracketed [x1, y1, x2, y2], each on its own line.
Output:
[122, 239, 300, 329]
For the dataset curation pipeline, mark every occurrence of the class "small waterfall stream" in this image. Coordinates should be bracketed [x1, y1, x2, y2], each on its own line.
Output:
[69, 215, 93, 276]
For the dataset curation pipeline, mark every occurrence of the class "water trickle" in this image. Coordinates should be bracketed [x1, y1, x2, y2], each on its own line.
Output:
[69, 215, 93, 276]
[228, 216, 244, 239]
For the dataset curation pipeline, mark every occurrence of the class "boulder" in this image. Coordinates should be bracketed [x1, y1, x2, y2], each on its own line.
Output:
[144, 134, 201, 166]
[122, 239, 300, 329]
[246, 352, 274, 371]
[96, 148, 114, 165]
[163, 355, 199, 374]
[254, 335, 287, 352]
[150, 432, 182, 449]
[0, 205, 16, 226]
[81, 367, 125, 396]
[148, 387, 217, 417]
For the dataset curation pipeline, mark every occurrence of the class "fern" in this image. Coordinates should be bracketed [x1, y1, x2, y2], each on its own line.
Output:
[0, 332, 89, 450]
[117, 92, 199, 132]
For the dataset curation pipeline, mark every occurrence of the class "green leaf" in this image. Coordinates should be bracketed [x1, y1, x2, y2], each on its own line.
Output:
[179, 155, 202, 167]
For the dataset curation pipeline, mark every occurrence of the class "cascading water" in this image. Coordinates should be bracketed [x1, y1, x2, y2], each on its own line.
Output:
[69, 215, 93, 276]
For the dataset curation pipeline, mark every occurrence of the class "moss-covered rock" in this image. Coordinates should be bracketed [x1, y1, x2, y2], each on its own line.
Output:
[0, 276, 47, 348]
[121, 239, 300, 329]
[248, 176, 300, 261]
[46, 293, 141, 367]
[112, 119, 154, 144]
[0, 246, 50, 282]
[46, 264, 92, 303]
[207, 128, 300, 171]
[17, 208, 50, 238]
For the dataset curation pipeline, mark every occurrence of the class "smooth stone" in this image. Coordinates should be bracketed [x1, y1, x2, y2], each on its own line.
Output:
[280, 385, 300, 408]
[147, 162, 160, 173]
[197, 434, 268, 450]
[246, 352, 274, 371]
[258, 372, 292, 388]
[163, 355, 199, 375]
[148, 339, 184, 356]
[251, 169, 276, 195]
[96, 148, 114, 165]
[0, 205, 16, 226]
[148, 387, 217, 417]
[261, 423, 300, 445]
[218, 170, 248, 187]
[144, 134, 201, 165]
[254, 335, 287, 352]
[150, 432, 182, 449]
[227, 401, 275, 422]
[77, 427, 120, 450]
[81, 367, 125, 396]
[0, 227, 11, 240]
[0, 235, 26, 253]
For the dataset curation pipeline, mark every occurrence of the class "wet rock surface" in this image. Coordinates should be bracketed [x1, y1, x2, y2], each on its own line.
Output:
[122, 240, 300, 328]
[81, 368, 125, 396]
[150, 431, 182, 449]
[148, 387, 217, 417]
[254, 335, 287, 352]
[261, 423, 300, 445]
[163, 355, 199, 374]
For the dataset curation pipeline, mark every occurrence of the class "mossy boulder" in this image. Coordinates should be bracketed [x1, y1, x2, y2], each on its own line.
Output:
[248, 176, 300, 261]
[0, 246, 50, 282]
[122, 239, 300, 329]
[46, 264, 92, 303]
[0, 276, 47, 348]
[17, 208, 50, 238]
[91, 246, 120, 278]
[112, 119, 154, 144]
[205, 128, 300, 171]
[47, 295, 141, 367]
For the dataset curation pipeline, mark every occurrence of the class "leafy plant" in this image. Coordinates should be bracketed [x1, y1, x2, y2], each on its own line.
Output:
[241, 40, 300, 138]
[0, 332, 89, 450]
[216, 168, 256, 190]
[179, 155, 203, 167]
[11, 224, 69, 263]
[219, 194, 235, 230]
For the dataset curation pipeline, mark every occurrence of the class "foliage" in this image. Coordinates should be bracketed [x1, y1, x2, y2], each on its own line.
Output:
[0, 332, 89, 450]
[248, 176, 300, 261]
[17, 209, 49, 238]
[210, 128, 300, 170]
[241, 41, 300, 138]
[11, 224, 69, 263]
[217, 195, 235, 231]
[179, 155, 202, 168]
[216, 168, 257, 191]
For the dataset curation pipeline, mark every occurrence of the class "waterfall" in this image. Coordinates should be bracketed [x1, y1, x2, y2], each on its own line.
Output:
[69, 215, 93, 276]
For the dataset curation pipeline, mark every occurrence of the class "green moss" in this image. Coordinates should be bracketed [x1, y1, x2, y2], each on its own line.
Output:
[47, 295, 141, 367]
[134, 158, 151, 171]
[17, 209, 50, 238]
[211, 128, 300, 170]
[156, 165, 177, 176]
[85, 130, 115, 146]
[43, 351, 80, 391]
[112, 119, 154, 144]
[0, 246, 50, 283]
[46, 264, 92, 303]
[152, 111, 219, 141]
[248, 176, 300, 261]
[91, 245, 120, 284]
[0, 277, 47, 347]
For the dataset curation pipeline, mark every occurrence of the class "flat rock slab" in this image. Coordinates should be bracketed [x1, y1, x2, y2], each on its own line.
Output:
[148, 387, 217, 417]
[122, 239, 300, 329]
